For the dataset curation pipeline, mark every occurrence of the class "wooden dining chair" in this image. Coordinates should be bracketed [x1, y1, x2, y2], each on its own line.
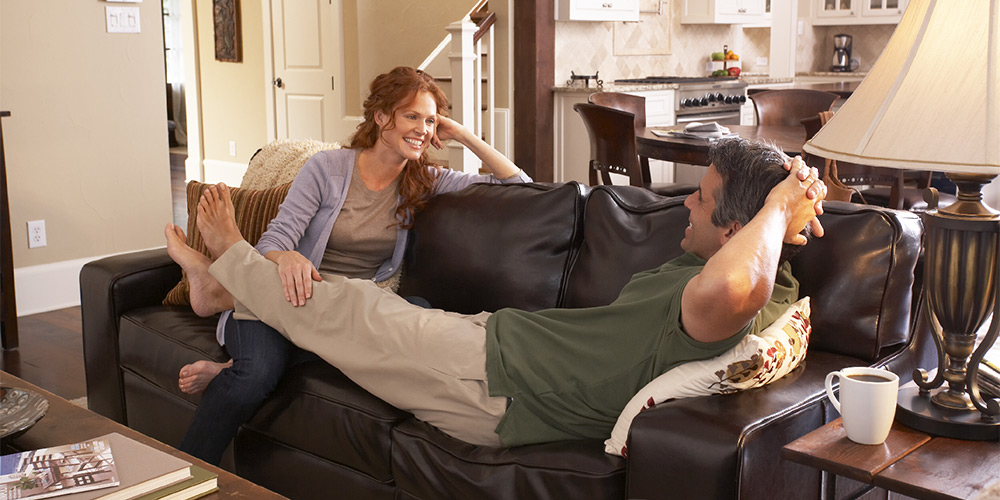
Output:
[573, 102, 696, 197]
[752, 89, 840, 127]
[578, 96, 696, 196]
[801, 112, 952, 211]
[589, 92, 647, 129]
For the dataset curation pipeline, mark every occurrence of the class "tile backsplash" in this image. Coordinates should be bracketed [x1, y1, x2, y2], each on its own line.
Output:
[554, 0, 893, 84]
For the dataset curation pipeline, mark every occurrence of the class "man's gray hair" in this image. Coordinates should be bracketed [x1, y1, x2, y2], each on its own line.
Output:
[708, 137, 790, 228]
[708, 138, 809, 262]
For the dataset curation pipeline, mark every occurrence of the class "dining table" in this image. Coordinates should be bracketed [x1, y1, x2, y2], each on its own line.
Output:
[636, 124, 807, 166]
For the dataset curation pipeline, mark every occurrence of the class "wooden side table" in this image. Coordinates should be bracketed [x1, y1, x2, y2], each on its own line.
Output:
[783, 418, 1000, 500]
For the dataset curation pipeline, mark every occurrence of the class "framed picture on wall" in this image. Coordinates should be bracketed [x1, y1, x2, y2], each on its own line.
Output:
[213, 0, 242, 62]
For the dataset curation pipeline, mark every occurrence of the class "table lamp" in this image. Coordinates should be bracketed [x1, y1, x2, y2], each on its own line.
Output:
[802, 0, 1000, 440]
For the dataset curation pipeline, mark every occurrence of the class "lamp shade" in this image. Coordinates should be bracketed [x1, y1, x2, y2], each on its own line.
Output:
[802, 0, 1000, 175]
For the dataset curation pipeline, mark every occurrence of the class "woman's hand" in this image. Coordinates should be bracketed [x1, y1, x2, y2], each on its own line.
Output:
[265, 250, 322, 306]
[431, 115, 464, 149]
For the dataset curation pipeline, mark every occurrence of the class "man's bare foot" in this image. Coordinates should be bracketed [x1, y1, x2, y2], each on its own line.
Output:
[197, 184, 244, 260]
[178, 359, 233, 394]
[164, 223, 235, 317]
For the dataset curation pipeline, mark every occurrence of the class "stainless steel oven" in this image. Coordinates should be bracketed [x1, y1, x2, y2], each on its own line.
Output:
[614, 76, 749, 184]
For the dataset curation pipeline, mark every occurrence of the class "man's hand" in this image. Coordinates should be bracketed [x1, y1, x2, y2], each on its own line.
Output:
[266, 250, 322, 306]
[777, 156, 827, 245]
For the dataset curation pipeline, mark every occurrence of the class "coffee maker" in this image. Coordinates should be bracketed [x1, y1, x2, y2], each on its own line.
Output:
[831, 34, 853, 72]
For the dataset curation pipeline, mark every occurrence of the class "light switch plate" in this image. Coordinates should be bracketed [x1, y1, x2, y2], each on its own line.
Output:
[106, 6, 141, 33]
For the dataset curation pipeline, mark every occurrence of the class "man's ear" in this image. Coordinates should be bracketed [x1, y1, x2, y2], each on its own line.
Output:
[721, 221, 742, 243]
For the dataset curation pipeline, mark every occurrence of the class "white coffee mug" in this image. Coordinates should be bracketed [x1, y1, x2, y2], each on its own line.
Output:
[825, 367, 899, 445]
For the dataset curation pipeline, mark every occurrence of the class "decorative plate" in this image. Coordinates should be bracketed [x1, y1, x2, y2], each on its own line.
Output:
[0, 386, 49, 439]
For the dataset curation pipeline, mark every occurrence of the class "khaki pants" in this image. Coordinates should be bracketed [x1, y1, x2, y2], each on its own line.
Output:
[209, 240, 507, 446]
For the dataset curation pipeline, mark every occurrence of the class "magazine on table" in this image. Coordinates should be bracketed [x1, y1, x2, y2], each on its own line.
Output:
[0, 433, 192, 500]
[0, 437, 119, 500]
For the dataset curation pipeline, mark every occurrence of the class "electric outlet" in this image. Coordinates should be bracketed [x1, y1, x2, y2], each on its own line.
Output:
[27, 220, 46, 248]
[756, 57, 769, 67]
[229, 141, 237, 157]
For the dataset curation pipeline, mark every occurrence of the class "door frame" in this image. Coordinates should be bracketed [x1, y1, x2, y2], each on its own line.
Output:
[180, 0, 203, 182]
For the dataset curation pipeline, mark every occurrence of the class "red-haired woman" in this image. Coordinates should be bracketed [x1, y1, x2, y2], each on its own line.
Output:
[163, 66, 529, 464]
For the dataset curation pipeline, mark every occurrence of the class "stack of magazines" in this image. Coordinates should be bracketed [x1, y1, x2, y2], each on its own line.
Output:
[0, 433, 217, 500]
[652, 121, 738, 140]
[979, 354, 1000, 399]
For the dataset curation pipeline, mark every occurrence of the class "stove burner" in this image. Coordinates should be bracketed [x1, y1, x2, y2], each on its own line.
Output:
[614, 76, 739, 84]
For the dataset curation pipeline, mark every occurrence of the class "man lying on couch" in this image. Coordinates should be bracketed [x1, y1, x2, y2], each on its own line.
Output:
[189, 137, 828, 448]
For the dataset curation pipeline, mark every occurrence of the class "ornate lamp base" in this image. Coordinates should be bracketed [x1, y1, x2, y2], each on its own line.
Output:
[897, 386, 1000, 440]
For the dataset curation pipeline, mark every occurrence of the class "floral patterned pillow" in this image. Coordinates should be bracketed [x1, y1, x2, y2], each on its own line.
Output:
[604, 297, 811, 457]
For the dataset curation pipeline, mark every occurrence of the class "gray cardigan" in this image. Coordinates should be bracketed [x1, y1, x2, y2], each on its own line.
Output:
[216, 147, 531, 344]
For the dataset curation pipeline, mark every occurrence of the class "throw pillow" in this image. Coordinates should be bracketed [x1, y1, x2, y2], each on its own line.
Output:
[163, 181, 292, 306]
[604, 297, 811, 458]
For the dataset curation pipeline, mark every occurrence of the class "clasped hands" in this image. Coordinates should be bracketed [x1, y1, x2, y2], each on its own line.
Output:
[779, 156, 827, 246]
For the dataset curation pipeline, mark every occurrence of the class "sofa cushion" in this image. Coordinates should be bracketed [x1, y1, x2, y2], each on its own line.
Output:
[789, 202, 921, 361]
[391, 419, 625, 500]
[118, 306, 226, 404]
[605, 297, 811, 457]
[239, 361, 411, 484]
[163, 181, 292, 306]
[563, 185, 689, 308]
[399, 182, 584, 313]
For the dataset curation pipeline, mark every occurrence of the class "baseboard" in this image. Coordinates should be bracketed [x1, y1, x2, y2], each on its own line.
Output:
[202, 159, 248, 186]
[13, 247, 164, 316]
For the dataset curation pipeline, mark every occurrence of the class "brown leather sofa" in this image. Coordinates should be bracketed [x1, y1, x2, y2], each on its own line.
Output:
[81, 182, 934, 499]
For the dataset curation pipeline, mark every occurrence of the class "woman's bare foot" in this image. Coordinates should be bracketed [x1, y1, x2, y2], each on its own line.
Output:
[178, 359, 233, 394]
[164, 223, 234, 317]
[197, 184, 245, 260]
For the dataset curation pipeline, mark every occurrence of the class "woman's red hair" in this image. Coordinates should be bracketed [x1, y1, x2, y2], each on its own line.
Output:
[348, 66, 448, 229]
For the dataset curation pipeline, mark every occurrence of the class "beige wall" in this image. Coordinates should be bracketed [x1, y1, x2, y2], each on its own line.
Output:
[1, 0, 172, 269]
[196, 0, 268, 164]
[344, 0, 477, 115]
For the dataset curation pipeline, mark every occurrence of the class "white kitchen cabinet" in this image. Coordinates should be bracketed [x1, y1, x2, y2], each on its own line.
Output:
[681, 0, 767, 24]
[812, 0, 907, 25]
[555, 0, 639, 22]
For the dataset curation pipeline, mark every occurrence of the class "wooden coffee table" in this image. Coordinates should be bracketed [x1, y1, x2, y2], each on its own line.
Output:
[783, 418, 1000, 500]
[0, 371, 286, 499]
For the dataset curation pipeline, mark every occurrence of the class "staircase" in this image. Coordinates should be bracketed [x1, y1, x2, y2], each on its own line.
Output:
[419, 1, 500, 174]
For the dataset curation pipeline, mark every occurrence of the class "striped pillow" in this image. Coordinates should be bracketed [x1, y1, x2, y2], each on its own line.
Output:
[163, 181, 292, 306]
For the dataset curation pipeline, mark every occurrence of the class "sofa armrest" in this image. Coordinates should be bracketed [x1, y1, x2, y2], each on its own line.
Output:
[624, 352, 860, 500]
[80, 248, 181, 424]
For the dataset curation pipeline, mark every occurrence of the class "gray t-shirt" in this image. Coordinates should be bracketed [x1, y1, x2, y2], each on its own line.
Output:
[318, 161, 400, 279]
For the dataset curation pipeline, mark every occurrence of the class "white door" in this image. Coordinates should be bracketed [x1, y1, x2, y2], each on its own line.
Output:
[269, 0, 353, 143]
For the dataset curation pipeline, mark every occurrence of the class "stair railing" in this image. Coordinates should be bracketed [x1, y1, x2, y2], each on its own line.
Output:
[422, 2, 495, 174]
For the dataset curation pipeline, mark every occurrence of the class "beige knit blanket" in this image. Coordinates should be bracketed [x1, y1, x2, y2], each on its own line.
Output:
[240, 138, 341, 190]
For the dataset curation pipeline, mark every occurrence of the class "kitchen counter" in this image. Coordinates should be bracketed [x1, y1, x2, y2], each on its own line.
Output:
[553, 72, 865, 93]
[748, 80, 862, 98]
[553, 82, 680, 93]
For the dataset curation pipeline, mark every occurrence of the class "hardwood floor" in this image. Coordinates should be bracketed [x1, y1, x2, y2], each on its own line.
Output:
[1, 307, 85, 401]
[1, 149, 188, 402]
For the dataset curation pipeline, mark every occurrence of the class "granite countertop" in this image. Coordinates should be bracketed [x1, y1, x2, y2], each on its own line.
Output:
[553, 82, 681, 93]
[552, 72, 867, 92]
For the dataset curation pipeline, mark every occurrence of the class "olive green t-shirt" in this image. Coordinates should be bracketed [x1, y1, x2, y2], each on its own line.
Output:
[484, 253, 799, 447]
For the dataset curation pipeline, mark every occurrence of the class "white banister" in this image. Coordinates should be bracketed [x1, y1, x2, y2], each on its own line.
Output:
[446, 21, 480, 174]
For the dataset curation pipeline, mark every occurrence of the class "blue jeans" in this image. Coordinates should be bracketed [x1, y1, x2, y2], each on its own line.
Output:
[178, 295, 430, 465]
[178, 317, 315, 464]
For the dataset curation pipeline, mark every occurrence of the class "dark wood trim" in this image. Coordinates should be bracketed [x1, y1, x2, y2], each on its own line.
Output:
[472, 11, 496, 44]
[513, 0, 555, 182]
[1, 110, 17, 350]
